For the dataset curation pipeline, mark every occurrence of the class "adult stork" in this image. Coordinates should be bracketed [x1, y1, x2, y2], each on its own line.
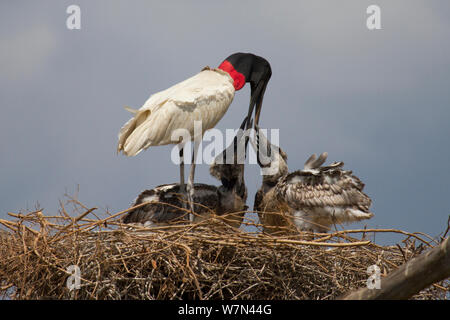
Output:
[252, 125, 373, 235]
[122, 117, 251, 228]
[117, 53, 271, 216]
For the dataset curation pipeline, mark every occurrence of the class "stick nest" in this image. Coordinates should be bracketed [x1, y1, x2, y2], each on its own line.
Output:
[0, 196, 448, 300]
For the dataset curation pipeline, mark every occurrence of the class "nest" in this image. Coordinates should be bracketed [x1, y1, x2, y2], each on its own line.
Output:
[0, 196, 448, 300]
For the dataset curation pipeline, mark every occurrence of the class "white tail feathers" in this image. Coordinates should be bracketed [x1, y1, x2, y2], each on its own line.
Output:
[117, 109, 152, 156]
[124, 106, 138, 114]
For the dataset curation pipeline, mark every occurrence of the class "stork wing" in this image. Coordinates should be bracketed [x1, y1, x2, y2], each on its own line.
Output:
[117, 68, 235, 156]
[122, 183, 219, 225]
[276, 162, 372, 214]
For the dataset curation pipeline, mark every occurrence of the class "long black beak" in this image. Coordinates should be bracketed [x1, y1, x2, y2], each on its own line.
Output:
[254, 80, 268, 126]
[254, 123, 271, 167]
[243, 118, 252, 159]
[245, 78, 268, 131]
[234, 116, 251, 163]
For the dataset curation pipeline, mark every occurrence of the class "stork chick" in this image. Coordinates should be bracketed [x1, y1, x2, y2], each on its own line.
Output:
[122, 118, 251, 229]
[253, 125, 373, 234]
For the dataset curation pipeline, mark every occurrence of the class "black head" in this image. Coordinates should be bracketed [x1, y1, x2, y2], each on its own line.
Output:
[209, 116, 251, 190]
[252, 124, 289, 182]
[218, 52, 272, 130]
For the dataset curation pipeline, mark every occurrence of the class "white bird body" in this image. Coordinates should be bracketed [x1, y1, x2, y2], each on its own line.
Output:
[118, 67, 235, 156]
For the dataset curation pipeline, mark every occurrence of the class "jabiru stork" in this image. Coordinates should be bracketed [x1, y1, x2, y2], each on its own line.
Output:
[252, 125, 373, 234]
[117, 53, 271, 217]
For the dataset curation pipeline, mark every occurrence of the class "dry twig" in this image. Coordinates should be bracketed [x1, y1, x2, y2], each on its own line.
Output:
[0, 197, 448, 300]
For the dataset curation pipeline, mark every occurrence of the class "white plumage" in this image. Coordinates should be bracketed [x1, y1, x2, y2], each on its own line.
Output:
[117, 67, 235, 156]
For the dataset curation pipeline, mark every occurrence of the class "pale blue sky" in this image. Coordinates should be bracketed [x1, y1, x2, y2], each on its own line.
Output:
[1, 1, 449, 244]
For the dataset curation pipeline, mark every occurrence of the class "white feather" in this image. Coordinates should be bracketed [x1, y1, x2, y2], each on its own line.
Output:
[118, 69, 235, 156]
[124, 106, 138, 114]
[140, 194, 159, 203]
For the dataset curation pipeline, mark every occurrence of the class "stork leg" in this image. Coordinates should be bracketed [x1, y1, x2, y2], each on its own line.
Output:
[187, 140, 200, 222]
[178, 143, 191, 219]
[178, 144, 185, 193]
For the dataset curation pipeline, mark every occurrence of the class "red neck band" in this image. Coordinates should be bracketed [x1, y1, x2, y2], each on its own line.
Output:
[218, 60, 245, 91]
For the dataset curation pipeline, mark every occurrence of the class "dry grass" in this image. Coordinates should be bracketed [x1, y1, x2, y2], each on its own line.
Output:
[0, 196, 448, 300]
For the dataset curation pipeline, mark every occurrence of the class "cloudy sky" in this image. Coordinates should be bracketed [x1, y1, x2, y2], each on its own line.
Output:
[1, 1, 449, 244]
